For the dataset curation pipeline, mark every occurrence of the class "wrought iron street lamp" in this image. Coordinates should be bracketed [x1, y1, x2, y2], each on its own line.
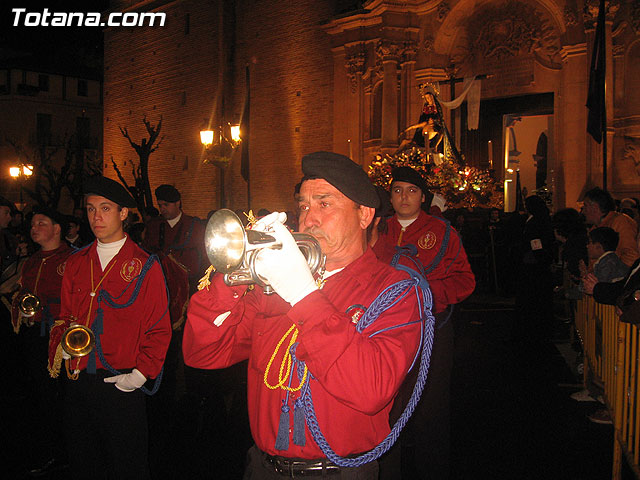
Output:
[9, 163, 34, 208]
[200, 123, 241, 208]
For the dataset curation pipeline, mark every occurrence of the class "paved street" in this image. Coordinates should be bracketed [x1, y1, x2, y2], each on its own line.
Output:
[451, 294, 616, 480]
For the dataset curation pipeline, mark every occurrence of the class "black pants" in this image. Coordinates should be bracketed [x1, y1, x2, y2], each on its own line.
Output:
[378, 314, 454, 480]
[64, 369, 150, 480]
[243, 445, 378, 480]
[19, 324, 66, 464]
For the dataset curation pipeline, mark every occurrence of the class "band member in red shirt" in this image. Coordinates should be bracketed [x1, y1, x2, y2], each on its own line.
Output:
[373, 166, 475, 480]
[11, 208, 72, 476]
[184, 152, 425, 478]
[48, 176, 171, 480]
[142, 184, 206, 295]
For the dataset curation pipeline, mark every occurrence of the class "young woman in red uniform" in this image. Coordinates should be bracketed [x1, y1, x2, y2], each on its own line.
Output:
[11, 208, 72, 476]
[373, 166, 475, 480]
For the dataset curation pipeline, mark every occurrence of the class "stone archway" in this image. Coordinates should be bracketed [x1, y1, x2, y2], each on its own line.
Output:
[432, 0, 565, 77]
[434, 0, 566, 59]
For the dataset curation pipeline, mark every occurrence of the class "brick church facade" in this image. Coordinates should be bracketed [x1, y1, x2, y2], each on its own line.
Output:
[103, 0, 640, 218]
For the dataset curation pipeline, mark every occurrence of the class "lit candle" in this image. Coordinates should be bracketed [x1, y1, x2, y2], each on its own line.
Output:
[488, 140, 493, 169]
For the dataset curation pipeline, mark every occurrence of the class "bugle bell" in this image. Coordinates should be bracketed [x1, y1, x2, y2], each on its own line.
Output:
[61, 324, 95, 357]
[18, 292, 41, 317]
[204, 209, 325, 294]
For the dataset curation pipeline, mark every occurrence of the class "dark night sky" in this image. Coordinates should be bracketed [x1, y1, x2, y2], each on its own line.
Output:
[0, 1, 365, 76]
[1, 1, 109, 74]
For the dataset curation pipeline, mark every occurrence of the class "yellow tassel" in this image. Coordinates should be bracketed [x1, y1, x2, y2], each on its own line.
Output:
[244, 210, 257, 226]
[197, 265, 215, 291]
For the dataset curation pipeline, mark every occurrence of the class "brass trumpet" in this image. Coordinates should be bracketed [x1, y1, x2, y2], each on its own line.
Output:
[61, 324, 95, 357]
[204, 209, 325, 294]
[18, 292, 41, 317]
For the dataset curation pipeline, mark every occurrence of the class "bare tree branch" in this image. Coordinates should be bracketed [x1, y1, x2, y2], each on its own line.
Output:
[117, 115, 163, 210]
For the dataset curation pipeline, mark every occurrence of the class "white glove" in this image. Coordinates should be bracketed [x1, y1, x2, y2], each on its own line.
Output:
[252, 211, 288, 233]
[431, 193, 447, 212]
[62, 349, 71, 361]
[253, 213, 318, 306]
[103, 368, 147, 392]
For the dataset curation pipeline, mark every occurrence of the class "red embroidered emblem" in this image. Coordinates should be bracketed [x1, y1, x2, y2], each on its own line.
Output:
[120, 258, 143, 282]
[57, 262, 66, 276]
[417, 231, 437, 250]
[346, 304, 366, 325]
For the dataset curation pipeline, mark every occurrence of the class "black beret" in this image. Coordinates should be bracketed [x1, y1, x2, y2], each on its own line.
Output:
[155, 184, 181, 202]
[66, 215, 82, 226]
[32, 206, 66, 228]
[301, 151, 379, 208]
[83, 176, 136, 208]
[391, 166, 429, 197]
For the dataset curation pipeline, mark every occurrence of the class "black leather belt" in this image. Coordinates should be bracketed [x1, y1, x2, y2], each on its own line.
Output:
[263, 453, 341, 476]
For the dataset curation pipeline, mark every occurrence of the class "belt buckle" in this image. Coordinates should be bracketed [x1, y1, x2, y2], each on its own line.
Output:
[292, 460, 323, 476]
[265, 454, 340, 477]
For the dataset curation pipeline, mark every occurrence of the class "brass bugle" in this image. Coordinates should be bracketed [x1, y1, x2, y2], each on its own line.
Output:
[61, 324, 95, 357]
[204, 209, 325, 294]
[18, 293, 41, 317]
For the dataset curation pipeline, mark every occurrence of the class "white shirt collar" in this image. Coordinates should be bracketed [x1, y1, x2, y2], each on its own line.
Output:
[167, 212, 182, 228]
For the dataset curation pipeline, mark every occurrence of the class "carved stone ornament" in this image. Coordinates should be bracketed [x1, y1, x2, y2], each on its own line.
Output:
[376, 40, 403, 62]
[345, 48, 366, 93]
[402, 41, 418, 63]
[437, 2, 451, 23]
[631, 1, 640, 34]
[612, 44, 624, 56]
[606, 0, 619, 21]
[465, 1, 560, 62]
[583, 0, 620, 31]
[423, 35, 435, 53]
[564, 6, 578, 27]
[624, 136, 640, 176]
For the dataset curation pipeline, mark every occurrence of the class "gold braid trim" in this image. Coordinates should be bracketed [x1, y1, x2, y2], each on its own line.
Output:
[48, 343, 63, 379]
[48, 319, 67, 378]
[4, 294, 20, 334]
[66, 359, 79, 381]
[10, 283, 23, 334]
[172, 299, 189, 331]
[244, 210, 257, 226]
[11, 315, 21, 334]
[197, 265, 215, 291]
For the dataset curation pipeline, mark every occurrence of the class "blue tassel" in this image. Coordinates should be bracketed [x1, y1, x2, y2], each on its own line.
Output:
[39, 313, 47, 337]
[87, 351, 96, 374]
[274, 402, 290, 451]
[88, 305, 105, 375]
[293, 398, 306, 446]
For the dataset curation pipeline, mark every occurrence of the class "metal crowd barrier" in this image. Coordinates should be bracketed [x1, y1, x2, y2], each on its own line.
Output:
[575, 296, 640, 479]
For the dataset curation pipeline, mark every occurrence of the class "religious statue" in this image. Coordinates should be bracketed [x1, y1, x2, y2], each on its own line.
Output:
[394, 82, 463, 165]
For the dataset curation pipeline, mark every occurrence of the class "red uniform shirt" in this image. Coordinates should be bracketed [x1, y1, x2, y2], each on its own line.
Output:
[183, 249, 422, 459]
[53, 237, 171, 379]
[142, 213, 206, 288]
[372, 210, 475, 313]
[12, 243, 72, 333]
